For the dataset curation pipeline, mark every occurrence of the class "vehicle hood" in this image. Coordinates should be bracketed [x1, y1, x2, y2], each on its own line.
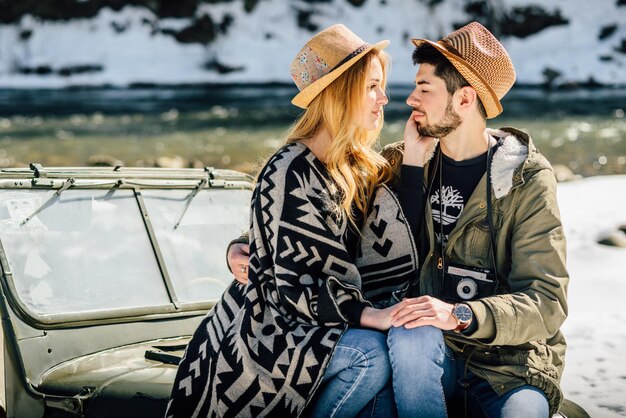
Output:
[37, 338, 189, 418]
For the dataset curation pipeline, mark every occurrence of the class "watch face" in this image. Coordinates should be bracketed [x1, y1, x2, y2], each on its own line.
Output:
[454, 304, 472, 322]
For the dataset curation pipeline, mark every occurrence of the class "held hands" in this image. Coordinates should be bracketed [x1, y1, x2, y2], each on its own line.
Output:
[227, 242, 250, 285]
[390, 296, 457, 330]
[403, 113, 436, 167]
[360, 306, 396, 331]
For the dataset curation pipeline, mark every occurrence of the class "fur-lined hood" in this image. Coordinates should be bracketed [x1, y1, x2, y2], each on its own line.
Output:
[487, 127, 553, 199]
[381, 126, 553, 198]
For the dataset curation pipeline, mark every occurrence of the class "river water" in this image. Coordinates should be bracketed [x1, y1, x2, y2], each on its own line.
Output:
[0, 85, 624, 177]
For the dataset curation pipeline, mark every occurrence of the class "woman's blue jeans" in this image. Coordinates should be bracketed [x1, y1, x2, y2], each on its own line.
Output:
[387, 325, 550, 418]
[309, 328, 392, 418]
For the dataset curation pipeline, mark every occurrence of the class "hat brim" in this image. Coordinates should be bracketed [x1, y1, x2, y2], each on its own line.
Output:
[292, 40, 390, 109]
[411, 38, 502, 118]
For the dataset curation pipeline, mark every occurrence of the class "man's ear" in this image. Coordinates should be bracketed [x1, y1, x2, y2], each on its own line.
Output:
[457, 86, 478, 112]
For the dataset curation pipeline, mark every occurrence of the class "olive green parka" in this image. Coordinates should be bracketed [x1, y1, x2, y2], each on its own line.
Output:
[382, 127, 568, 415]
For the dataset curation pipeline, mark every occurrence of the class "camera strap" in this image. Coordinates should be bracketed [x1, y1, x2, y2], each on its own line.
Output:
[438, 149, 445, 275]
[486, 140, 501, 284]
[436, 140, 501, 292]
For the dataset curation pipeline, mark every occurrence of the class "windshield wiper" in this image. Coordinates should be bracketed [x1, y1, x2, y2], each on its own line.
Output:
[21, 178, 76, 225]
[173, 178, 208, 229]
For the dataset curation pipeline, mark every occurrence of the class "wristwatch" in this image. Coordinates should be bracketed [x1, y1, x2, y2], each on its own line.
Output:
[452, 303, 473, 333]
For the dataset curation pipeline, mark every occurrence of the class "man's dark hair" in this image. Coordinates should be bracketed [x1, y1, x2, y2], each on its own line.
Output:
[412, 43, 487, 119]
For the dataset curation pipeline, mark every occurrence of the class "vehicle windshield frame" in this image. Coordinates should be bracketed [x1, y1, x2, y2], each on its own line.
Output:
[0, 169, 252, 328]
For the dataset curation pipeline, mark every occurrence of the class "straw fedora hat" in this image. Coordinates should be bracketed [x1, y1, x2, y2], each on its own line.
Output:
[412, 22, 516, 118]
[291, 24, 389, 109]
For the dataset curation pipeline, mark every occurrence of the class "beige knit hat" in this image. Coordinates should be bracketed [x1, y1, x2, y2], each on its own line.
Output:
[412, 22, 516, 118]
[291, 24, 389, 109]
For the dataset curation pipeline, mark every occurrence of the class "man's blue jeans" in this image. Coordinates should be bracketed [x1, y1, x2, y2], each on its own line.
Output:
[309, 328, 392, 418]
[387, 325, 550, 418]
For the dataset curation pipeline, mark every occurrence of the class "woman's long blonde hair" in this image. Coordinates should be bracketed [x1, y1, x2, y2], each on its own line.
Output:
[285, 50, 391, 225]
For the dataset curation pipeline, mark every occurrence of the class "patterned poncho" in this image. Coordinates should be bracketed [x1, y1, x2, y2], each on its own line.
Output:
[166, 143, 418, 418]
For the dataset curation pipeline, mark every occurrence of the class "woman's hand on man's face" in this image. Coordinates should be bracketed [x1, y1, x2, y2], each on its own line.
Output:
[402, 114, 436, 167]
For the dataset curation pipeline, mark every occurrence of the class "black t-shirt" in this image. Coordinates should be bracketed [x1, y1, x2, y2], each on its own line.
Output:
[398, 148, 488, 334]
[429, 151, 488, 246]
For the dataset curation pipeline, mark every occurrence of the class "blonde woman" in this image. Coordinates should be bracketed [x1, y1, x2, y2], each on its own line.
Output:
[167, 25, 418, 418]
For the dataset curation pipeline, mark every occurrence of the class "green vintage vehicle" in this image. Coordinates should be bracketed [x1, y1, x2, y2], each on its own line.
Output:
[0, 164, 590, 418]
[0, 164, 253, 418]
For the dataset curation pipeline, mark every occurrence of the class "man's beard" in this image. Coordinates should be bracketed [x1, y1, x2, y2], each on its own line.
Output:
[416, 97, 461, 138]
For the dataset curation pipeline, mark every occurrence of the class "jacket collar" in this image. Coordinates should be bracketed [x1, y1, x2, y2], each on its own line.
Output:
[424, 127, 536, 200]
[488, 128, 529, 199]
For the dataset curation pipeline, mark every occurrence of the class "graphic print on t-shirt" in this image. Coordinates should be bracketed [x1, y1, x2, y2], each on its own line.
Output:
[431, 185, 465, 246]
[431, 185, 464, 226]
[430, 149, 489, 247]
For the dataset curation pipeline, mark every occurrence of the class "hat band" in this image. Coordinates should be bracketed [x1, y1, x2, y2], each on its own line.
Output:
[438, 39, 464, 59]
[330, 43, 371, 71]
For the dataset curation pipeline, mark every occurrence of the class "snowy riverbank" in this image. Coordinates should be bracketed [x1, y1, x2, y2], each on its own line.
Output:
[558, 175, 626, 417]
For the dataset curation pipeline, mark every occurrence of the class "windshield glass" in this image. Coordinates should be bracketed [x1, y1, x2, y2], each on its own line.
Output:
[0, 189, 170, 316]
[141, 188, 249, 303]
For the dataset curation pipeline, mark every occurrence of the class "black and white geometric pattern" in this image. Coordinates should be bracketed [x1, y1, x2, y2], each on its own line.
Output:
[356, 184, 419, 306]
[166, 142, 418, 418]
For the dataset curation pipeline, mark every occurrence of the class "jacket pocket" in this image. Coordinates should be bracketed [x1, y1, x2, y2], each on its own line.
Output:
[455, 210, 503, 265]
[471, 344, 524, 368]
[453, 220, 492, 264]
[525, 340, 560, 380]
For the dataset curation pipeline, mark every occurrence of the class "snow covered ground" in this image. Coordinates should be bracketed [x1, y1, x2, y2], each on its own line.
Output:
[0, 0, 625, 88]
[558, 175, 626, 417]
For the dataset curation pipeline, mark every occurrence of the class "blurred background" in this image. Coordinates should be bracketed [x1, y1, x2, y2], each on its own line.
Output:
[0, 0, 624, 177]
